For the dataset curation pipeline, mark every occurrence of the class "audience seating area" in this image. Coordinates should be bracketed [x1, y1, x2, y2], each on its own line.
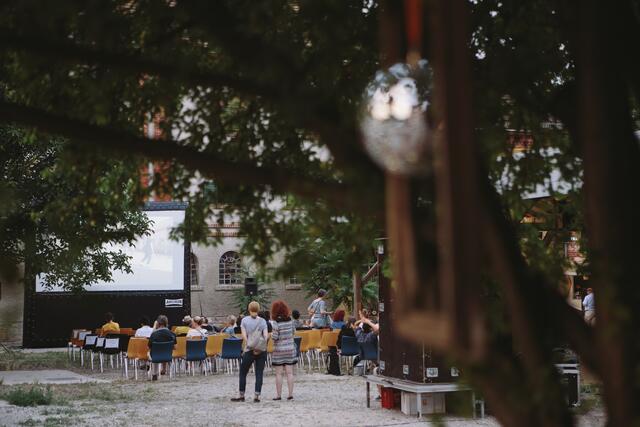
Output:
[67, 327, 377, 380]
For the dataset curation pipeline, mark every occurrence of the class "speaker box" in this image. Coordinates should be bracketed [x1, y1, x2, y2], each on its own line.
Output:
[244, 277, 257, 296]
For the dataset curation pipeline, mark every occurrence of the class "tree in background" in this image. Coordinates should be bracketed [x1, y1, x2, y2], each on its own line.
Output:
[0, 126, 150, 291]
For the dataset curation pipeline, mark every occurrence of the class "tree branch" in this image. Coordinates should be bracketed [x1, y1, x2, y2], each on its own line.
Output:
[0, 29, 380, 177]
[0, 100, 382, 216]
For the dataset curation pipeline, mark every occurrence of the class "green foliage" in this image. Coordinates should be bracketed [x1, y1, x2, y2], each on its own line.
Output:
[0, 126, 151, 291]
[4, 385, 53, 407]
[229, 263, 275, 314]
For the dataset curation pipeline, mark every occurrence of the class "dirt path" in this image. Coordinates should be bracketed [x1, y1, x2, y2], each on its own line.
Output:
[0, 364, 605, 426]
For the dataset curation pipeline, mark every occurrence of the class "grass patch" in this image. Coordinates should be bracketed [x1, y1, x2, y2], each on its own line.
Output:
[0, 351, 71, 371]
[4, 385, 54, 406]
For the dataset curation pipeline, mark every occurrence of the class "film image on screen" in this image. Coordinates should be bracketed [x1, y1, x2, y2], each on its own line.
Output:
[35, 209, 186, 292]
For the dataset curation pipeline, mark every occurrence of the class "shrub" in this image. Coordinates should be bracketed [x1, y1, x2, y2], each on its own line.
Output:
[5, 386, 53, 407]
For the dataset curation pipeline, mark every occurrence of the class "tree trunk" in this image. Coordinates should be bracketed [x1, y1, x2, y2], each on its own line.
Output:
[572, 1, 640, 425]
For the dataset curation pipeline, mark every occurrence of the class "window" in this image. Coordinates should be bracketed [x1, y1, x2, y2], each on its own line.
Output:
[286, 276, 302, 290]
[219, 251, 242, 285]
[190, 252, 199, 288]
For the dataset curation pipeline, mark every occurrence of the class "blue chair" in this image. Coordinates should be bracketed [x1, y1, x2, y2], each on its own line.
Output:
[360, 341, 378, 374]
[220, 338, 243, 374]
[340, 336, 360, 374]
[150, 341, 175, 379]
[185, 339, 208, 376]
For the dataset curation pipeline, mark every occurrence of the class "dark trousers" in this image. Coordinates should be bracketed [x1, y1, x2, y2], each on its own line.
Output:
[239, 351, 267, 394]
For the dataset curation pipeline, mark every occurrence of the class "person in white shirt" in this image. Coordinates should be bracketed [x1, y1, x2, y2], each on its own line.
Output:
[186, 316, 208, 338]
[135, 316, 154, 338]
[582, 288, 595, 325]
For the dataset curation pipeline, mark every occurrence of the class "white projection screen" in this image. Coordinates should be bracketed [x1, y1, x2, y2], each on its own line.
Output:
[36, 209, 186, 292]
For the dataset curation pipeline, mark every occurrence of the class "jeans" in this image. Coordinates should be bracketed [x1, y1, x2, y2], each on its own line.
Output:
[239, 351, 267, 394]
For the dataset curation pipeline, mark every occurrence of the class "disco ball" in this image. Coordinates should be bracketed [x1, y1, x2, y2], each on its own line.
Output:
[360, 61, 434, 176]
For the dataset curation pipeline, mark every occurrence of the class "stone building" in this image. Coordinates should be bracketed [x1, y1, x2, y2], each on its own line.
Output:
[189, 220, 309, 323]
[0, 220, 310, 348]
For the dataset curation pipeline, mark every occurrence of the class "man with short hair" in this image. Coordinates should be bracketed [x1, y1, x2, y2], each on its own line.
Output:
[583, 288, 595, 326]
[148, 315, 176, 380]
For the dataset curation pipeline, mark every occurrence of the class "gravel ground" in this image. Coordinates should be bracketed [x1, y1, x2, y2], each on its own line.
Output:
[0, 364, 606, 427]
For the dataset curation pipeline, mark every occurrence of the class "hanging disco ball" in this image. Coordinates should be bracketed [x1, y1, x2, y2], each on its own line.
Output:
[360, 60, 434, 176]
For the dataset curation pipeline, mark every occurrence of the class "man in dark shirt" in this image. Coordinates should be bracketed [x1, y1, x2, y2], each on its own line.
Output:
[148, 315, 176, 380]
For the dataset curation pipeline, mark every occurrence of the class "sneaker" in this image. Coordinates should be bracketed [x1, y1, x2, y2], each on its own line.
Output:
[230, 396, 245, 402]
[152, 375, 158, 381]
[254, 395, 260, 403]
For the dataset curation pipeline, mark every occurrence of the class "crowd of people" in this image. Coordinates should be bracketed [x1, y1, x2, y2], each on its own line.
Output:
[97, 288, 380, 400]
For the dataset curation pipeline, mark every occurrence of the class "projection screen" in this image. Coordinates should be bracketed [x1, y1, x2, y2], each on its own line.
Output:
[36, 209, 186, 292]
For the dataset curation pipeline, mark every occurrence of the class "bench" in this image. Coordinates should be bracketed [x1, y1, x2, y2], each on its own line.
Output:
[364, 374, 485, 419]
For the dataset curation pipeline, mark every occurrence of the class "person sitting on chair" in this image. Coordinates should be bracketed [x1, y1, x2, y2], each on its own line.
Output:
[233, 315, 243, 335]
[291, 310, 307, 330]
[331, 309, 346, 329]
[135, 316, 153, 338]
[101, 312, 120, 336]
[353, 311, 379, 367]
[174, 315, 192, 336]
[222, 315, 236, 334]
[337, 316, 357, 350]
[148, 315, 177, 381]
[187, 316, 208, 338]
[201, 317, 217, 333]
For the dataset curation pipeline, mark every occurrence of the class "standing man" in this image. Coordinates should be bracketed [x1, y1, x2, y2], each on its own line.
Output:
[583, 287, 595, 326]
[307, 289, 331, 329]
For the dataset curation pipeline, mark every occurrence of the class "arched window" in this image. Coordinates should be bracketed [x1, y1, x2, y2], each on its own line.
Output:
[190, 252, 199, 287]
[219, 251, 242, 285]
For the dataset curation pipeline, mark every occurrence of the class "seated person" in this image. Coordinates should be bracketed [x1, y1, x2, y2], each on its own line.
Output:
[187, 316, 208, 338]
[135, 316, 154, 338]
[201, 317, 217, 333]
[222, 315, 236, 334]
[233, 315, 243, 335]
[148, 315, 177, 380]
[337, 316, 356, 350]
[101, 312, 120, 336]
[292, 310, 310, 330]
[331, 309, 346, 330]
[174, 315, 192, 336]
[353, 312, 379, 367]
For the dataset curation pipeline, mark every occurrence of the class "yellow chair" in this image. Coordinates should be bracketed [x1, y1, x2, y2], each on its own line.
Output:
[295, 331, 312, 370]
[172, 336, 187, 375]
[120, 328, 135, 336]
[306, 329, 323, 370]
[318, 331, 340, 370]
[206, 334, 227, 373]
[124, 337, 149, 380]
